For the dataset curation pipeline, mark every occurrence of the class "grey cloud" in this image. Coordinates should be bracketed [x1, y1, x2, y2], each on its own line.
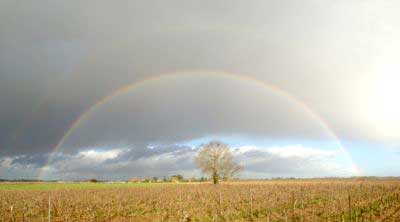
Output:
[0, 144, 349, 180]
[104, 144, 195, 163]
[234, 148, 343, 177]
[1, 0, 399, 177]
[9, 154, 48, 168]
[45, 145, 198, 180]
[54, 73, 345, 155]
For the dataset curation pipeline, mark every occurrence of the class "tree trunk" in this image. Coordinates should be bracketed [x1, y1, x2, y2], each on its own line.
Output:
[212, 171, 219, 184]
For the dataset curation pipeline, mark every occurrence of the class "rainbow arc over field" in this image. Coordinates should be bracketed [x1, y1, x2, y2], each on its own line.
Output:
[37, 71, 362, 180]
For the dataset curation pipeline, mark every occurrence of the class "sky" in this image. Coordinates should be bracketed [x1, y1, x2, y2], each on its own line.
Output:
[1, 0, 400, 180]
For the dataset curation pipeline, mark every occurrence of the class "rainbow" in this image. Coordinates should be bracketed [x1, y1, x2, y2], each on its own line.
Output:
[37, 70, 361, 180]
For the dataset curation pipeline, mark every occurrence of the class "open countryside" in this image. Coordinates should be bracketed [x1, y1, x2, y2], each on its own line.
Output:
[2, 1, 400, 221]
[2, 178, 400, 221]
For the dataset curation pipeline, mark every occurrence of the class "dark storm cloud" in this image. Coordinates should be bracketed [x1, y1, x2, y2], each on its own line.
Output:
[1, 0, 399, 162]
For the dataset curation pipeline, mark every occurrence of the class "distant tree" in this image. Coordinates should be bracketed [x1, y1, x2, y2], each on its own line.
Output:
[88, 178, 98, 183]
[195, 141, 242, 184]
[171, 174, 184, 182]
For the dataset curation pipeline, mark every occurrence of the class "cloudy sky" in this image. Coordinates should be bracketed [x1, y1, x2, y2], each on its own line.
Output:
[1, 0, 399, 180]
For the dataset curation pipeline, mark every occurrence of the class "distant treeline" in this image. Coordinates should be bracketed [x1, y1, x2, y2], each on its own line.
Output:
[128, 175, 209, 183]
[0, 179, 47, 182]
[1, 176, 400, 183]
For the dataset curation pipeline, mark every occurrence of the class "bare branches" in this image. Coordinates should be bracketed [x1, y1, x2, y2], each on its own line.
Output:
[194, 141, 242, 184]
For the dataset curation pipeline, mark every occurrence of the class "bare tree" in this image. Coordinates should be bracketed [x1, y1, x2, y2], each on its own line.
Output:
[195, 141, 242, 184]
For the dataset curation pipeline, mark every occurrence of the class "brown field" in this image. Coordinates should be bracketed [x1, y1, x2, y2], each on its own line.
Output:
[1, 179, 400, 221]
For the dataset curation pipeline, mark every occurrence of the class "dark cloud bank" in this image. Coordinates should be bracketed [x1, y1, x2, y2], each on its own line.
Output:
[1, 0, 399, 179]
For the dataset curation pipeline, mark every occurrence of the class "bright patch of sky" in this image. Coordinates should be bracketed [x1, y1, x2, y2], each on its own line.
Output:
[178, 135, 341, 151]
[344, 141, 400, 176]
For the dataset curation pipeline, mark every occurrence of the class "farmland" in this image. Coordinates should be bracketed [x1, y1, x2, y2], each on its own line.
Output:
[1, 179, 400, 221]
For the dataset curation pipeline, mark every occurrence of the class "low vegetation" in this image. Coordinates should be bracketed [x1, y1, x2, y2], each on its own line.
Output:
[1, 179, 400, 221]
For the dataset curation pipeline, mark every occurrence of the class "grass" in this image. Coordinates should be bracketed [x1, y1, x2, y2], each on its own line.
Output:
[1, 179, 400, 221]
